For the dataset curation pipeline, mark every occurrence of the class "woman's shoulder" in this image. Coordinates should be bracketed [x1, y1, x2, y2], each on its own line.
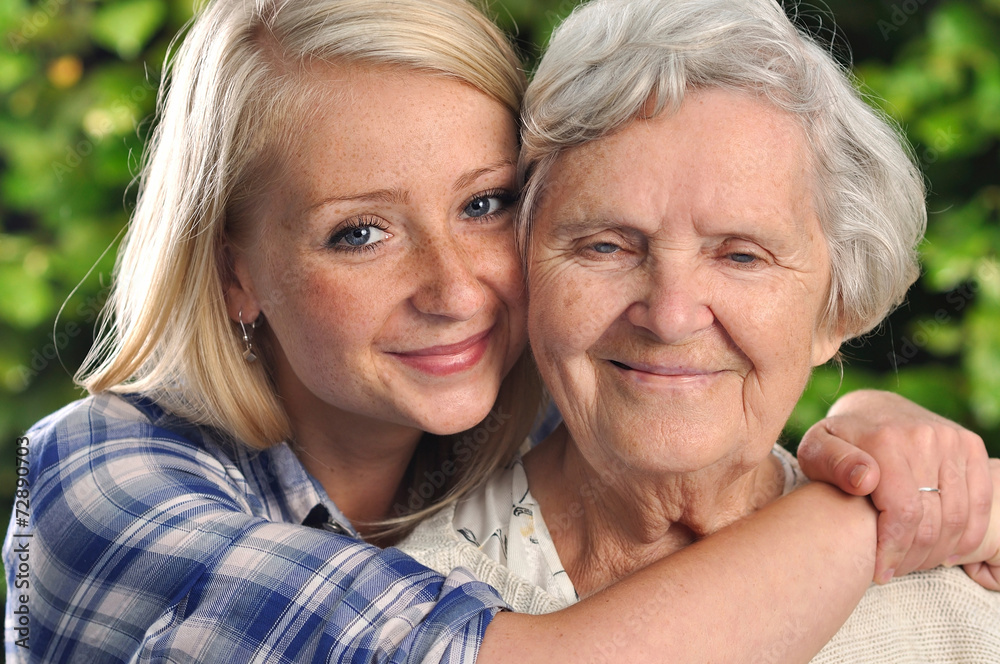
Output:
[398, 456, 576, 613]
[26, 392, 240, 482]
[26, 391, 364, 533]
[9, 393, 511, 661]
[29, 391, 149, 436]
[21, 391, 310, 534]
[399, 457, 524, 563]
[29, 392, 206, 451]
[812, 566, 1000, 663]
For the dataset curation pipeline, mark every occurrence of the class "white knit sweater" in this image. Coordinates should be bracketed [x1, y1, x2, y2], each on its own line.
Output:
[397, 448, 1000, 663]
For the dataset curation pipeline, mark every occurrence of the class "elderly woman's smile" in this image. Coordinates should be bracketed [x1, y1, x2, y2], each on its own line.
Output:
[391, 1, 999, 657]
[527, 88, 841, 492]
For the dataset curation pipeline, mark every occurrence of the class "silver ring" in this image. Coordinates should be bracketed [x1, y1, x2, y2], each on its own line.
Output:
[918, 487, 941, 493]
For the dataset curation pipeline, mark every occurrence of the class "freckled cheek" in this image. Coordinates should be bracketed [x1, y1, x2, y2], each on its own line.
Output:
[529, 267, 624, 358]
[273, 269, 387, 356]
[717, 284, 820, 375]
[472, 232, 524, 304]
[492, 257, 527, 316]
[491, 260, 528, 361]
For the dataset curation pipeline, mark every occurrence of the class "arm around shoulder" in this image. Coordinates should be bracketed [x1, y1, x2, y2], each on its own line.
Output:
[479, 482, 877, 664]
[3, 395, 505, 663]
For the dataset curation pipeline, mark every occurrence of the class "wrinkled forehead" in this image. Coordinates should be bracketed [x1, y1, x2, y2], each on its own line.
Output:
[531, 89, 821, 245]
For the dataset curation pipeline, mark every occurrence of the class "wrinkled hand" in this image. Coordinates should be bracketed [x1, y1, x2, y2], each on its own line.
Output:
[796, 390, 992, 584]
[960, 459, 1000, 591]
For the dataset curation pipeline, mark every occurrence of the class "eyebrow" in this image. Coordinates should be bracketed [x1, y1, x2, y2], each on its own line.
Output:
[305, 187, 410, 212]
[549, 217, 638, 237]
[453, 159, 517, 192]
[547, 214, 796, 249]
[305, 159, 517, 214]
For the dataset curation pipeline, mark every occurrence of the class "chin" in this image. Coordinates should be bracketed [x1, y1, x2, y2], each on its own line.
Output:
[408, 392, 500, 436]
[604, 423, 738, 474]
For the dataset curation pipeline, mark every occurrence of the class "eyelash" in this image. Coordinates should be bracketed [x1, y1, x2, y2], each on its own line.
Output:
[723, 249, 764, 268]
[326, 215, 390, 254]
[324, 186, 517, 255]
[578, 243, 765, 269]
[462, 188, 518, 221]
[583, 241, 623, 258]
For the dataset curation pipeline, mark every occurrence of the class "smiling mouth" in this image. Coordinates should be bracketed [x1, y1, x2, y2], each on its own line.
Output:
[607, 359, 717, 378]
[397, 327, 493, 357]
[389, 327, 494, 377]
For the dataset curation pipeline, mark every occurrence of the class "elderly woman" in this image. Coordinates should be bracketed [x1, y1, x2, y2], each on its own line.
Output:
[399, 0, 1000, 658]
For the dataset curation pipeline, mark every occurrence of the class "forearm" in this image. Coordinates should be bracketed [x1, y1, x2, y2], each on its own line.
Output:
[825, 388, 902, 419]
[480, 482, 876, 664]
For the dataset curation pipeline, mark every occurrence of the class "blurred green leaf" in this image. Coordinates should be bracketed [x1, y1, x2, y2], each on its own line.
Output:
[0, 264, 53, 328]
[967, 306, 1000, 425]
[90, 0, 167, 60]
[0, 0, 29, 32]
[0, 51, 34, 93]
[928, 3, 993, 57]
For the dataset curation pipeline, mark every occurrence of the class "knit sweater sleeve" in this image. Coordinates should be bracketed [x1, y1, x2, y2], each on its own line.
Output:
[809, 567, 1000, 663]
[398, 505, 567, 615]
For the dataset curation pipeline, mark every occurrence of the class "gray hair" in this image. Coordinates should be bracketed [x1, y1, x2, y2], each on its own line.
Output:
[518, 0, 926, 340]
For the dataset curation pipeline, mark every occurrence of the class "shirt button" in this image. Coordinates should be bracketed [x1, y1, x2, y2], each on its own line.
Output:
[323, 522, 349, 535]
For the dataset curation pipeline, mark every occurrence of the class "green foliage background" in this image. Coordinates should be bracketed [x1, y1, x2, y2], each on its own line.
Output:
[1, 0, 998, 601]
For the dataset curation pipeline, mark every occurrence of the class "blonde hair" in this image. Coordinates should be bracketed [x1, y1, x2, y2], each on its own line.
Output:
[518, 0, 926, 341]
[78, 0, 539, 534]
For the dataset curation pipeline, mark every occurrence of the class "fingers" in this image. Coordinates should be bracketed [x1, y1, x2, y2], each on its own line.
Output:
[953, 432, 993, 559]
[893, 484, 945, 576]
[800, 398, 992, 586]
[902, 429, 991, 572]
[962, 562, 1000, 591]
[959, 459, 1000, 591]
[869, 454, 923, 583]
[797, 421, 880, 496]
[870, 424, 956, 578]
[872, 426, 989, 580]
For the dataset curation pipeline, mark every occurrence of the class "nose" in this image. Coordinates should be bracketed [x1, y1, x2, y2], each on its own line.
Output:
[624, 260, 714, 343]
[410, 234, 487, 321]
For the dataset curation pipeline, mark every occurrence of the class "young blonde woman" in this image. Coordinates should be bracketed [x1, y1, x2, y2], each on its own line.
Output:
[3, 0, 993, 662]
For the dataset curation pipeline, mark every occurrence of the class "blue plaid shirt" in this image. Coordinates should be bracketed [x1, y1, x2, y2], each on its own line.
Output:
[4, 393, 507, 663]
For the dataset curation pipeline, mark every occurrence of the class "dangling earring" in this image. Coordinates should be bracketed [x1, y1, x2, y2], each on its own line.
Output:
[238, 308, 259, 363]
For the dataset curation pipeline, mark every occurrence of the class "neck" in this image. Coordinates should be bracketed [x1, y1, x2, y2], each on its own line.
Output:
[524, 425, 785, 597]
[292, 422, 420, 538]
[278, 376, 422, 539]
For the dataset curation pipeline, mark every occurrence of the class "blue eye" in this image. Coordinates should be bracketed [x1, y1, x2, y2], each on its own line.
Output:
[464, 196, 499, 218]
[461, 189, 515, 219]
[328, 221, 391, 252]
[592, 242, 620, 254]
[728, 252, 757, 264]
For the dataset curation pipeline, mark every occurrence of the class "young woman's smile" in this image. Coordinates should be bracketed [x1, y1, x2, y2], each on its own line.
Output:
[227, 64, 527, 444]
[388, 325, 496, 376]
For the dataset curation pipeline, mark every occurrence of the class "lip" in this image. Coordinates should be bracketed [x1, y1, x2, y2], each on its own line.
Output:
[389, 327, 494, 376]
[608, 359, 722, 384]
[610, 360, 714, 376]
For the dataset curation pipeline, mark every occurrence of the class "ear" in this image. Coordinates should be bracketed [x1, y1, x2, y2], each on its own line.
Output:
[223, 243, 261, 323]
[811, 323, 844, 367]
